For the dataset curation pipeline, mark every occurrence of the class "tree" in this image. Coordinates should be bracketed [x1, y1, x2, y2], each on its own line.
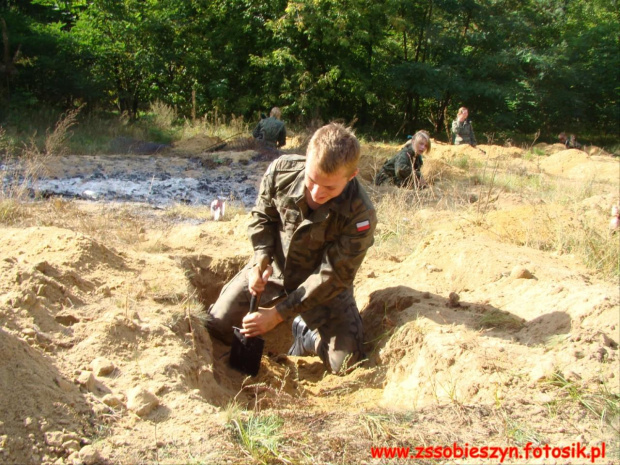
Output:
[1, 0, 617, 144]
[0, 17, 20, 102]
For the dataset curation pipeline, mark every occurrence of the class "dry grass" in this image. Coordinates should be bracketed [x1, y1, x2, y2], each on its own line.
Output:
[361, 146, 619, 278]
[177, 107, 251, 142]
[367, 185, 429, 257]
[545, 371, 620, 435]
[0, 106, 81, 224]
[149, 100, 177, 130]
[163, 199, 247, 222]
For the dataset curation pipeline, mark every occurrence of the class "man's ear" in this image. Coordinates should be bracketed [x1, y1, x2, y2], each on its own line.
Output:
[348, 168, 359, 181]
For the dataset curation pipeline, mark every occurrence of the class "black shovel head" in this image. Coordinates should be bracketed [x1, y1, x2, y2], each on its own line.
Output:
[229, 294, 264, 376]
[229, 327, 265, 376]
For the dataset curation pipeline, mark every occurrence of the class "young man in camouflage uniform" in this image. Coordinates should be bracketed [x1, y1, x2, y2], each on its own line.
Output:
[252, 107, 287, 149]
[451, 107, 477, 146]
[207, 123, 376, 373]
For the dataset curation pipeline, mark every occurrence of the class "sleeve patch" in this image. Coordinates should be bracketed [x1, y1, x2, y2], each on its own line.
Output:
[356, 220, 370, 232]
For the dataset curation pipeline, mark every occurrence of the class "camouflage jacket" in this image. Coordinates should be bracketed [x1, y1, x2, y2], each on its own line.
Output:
[564, 135, 582, 150]
[451, 119, 477, 146]
[249, 155, 376, 319]
[252, 117, 286, 147]
[374, 142, 423, 187]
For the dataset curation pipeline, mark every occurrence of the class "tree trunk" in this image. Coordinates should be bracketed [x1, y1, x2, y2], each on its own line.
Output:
[192, 87, 196, 122]
[1, 18, 15, 103]
[413, 94, 421, 130]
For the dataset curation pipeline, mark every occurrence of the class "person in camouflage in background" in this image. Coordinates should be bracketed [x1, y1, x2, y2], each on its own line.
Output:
[374, 130, 431, 189]
[558, 132, 583, 150]
[252, 107, 287, 149]
[207, 123, 376, 373]
[451, 107, 477, 146]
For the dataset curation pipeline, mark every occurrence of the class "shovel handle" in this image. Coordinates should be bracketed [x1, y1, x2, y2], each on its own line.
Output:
[250, 294, 260, 313]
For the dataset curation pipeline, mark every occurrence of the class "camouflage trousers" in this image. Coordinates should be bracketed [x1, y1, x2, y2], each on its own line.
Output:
[206, 263, 365, 373]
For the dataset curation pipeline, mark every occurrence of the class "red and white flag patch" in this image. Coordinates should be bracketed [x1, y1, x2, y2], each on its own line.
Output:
[356, 220, 370, 232]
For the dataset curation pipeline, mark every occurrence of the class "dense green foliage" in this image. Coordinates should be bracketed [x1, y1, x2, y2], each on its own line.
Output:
[1, 0, 618, 143]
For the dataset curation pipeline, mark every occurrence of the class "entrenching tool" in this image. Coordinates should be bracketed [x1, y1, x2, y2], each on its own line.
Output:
[204, 132, 243, 152]
[229, 294, 264, 376]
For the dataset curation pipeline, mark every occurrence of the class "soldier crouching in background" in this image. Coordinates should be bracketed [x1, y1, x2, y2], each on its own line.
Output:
[374, 130, 431, 189]
[558, 132, 583, 150]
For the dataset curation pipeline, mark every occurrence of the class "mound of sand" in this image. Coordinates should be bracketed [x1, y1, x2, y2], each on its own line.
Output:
[357, 229, 618, 412]
[539, 149, 620, 183]
[0, 139, 618, 464]
[0, 328, 94, 465]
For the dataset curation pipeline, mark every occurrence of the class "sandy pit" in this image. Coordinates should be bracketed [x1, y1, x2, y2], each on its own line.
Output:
[0, 137, 618, 464]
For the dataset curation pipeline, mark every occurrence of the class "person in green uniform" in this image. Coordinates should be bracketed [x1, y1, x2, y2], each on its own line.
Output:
[451, 107, 477, 146]
[207, 123, 377, 373]
[252, 107, 286, 149]
[558, 132, 583, 150]
[374, 130, 431, 189]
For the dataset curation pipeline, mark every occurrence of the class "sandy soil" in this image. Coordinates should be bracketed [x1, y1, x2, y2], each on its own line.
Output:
[0, 138, 618, 465]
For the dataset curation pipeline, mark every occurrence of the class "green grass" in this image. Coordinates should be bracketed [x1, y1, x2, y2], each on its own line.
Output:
[546, 371, 620, 433]
[226, 404, 289, 464]
[478, 310, 525, 331]
[495, 172, 551, 193]
[522, 147, 546, 160]
[452, 154, 472, 170]
[504, 416, 546, 446]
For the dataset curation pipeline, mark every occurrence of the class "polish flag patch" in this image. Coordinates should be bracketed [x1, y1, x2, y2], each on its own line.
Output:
[356, 220, 370, 232]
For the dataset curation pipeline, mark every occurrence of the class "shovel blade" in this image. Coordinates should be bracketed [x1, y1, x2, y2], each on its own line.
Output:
[229, 326, 265, 376]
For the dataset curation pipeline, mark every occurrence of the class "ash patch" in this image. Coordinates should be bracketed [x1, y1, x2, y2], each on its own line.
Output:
[4, 154, 266, 207]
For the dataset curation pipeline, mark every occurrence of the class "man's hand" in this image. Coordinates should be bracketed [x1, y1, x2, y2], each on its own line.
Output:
[248, 264, 273, 296]
[241, 306, 283, 337]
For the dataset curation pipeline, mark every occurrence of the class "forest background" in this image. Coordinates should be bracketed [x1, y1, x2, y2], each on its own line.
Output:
[0, 0, 618, 149]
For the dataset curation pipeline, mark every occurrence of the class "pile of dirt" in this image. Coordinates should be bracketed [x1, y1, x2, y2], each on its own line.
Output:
[534, 142, 614, 158]
[0, 139, 618, 464]
[0, 222, 247, 464]
[0, 327, 94, 465]
[0, 228, 126, 464]
[540, 149, 619, 182]
[170, 134, 222, 154]
[357, 230, 618, 410]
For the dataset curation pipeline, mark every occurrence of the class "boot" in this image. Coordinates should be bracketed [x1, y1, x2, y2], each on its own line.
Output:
[288, 315, 318, 356]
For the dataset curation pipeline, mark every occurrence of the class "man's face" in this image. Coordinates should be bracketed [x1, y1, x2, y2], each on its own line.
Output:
[304, 152, 357, 207]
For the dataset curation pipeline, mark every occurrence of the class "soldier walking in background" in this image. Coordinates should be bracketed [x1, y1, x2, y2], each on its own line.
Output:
[252, 106, 287, 150]
[207, 123, 377, 374]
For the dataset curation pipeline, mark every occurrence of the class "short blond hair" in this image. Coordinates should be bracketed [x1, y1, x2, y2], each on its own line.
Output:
[307, 123, 360, 176]
[457, 107, 468, 117]
[270, 107, 282, 119]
